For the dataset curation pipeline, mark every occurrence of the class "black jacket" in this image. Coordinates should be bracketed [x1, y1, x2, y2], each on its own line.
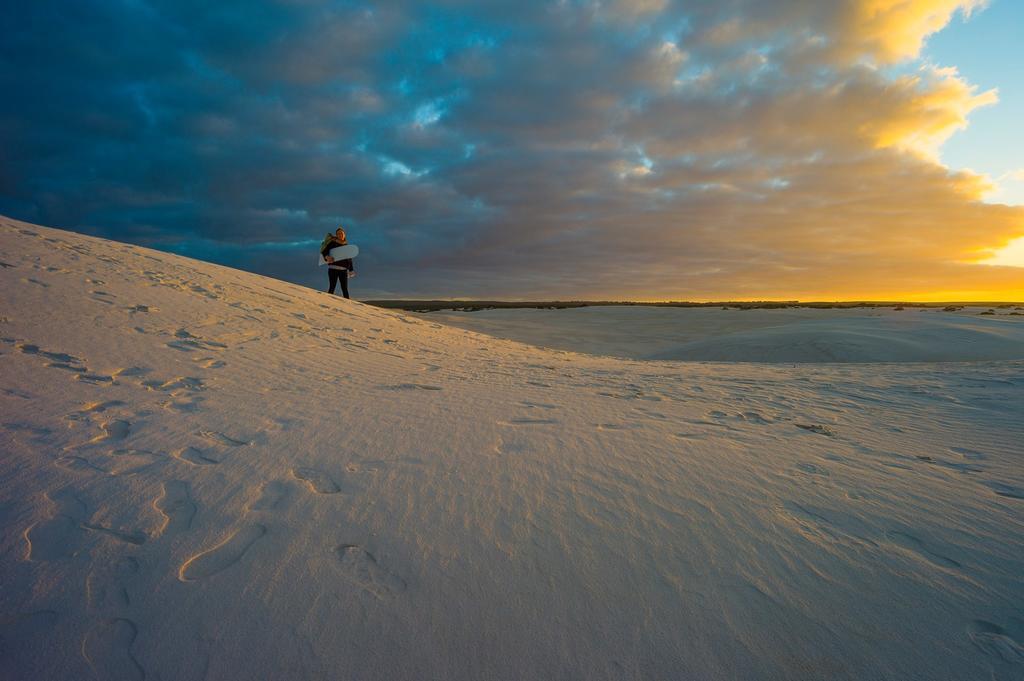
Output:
[321, 239, 355, 272]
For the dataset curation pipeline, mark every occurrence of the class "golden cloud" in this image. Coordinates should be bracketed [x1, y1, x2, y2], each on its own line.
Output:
[863, 66, 998, 158]
[835, 0, 989, 63]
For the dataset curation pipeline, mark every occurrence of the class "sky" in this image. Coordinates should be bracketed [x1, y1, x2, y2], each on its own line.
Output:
[924, 0, 1024, 207]
[1, 0, 1023, 301]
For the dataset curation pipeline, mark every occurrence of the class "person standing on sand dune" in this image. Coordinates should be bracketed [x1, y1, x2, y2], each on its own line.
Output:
[321, 226, 355, 299]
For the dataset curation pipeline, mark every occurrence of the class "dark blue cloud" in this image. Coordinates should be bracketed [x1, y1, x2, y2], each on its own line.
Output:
[2, 0, 1021, 299]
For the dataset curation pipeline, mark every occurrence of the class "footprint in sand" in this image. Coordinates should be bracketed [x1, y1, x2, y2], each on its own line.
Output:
[103, 449, 165, 476]
[950, 446, 987, 461]
[75, 372, 116, 385]
[292, 467, 341, 494]
[4, 422, 52, 440]
[333, 544, 407, 598]
[494, 433, 530, 455]
[179, 525, 267, 582]
[24, 489, 88, 561]
[503, 417, 558, 426]
[154, 481, 197, 536]
[981, 481, 1024, 500]
[248, 480, 288, 511]
[54, 455, 105, 475]
[172, 447, 219, 466]
[45, 361, 86, 374]
[796, 462, 830, 476]
[17, 343, 84, 366]
[65, 400, 126, 422]
[519, 401, 559, 410]
[165, 330, 227, 353]
[737, 411, 774, 425]
[157, 376, 205, 392]
[199, 430, 249, 447]
[796, 423, 836, 437]
[967, 620, 1024, 664]
[261, 417, 299, 433]
[381, 383, 443, 391]
[2, 386, 34, 400]
[86, 419, 131, 446]
[163, 396, 205, 413]
[82, 618, 145, 681]
[113, 366, 149, 379]
[90, 290, 116, 304]
[87, 557, 140, 610]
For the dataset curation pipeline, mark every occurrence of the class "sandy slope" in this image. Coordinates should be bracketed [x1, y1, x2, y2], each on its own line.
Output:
[429, 306, 1024, 362]
[1, 216, 1023, 681]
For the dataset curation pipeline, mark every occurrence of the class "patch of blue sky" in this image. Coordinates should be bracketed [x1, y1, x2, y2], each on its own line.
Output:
[383, 159, 412, 176]
[380, 157, 429, 178]
[413, 100, 444, 126]
[412, 88, 468, 128]
[675, 63, 711, 87]
[923, 0, 1024, 205]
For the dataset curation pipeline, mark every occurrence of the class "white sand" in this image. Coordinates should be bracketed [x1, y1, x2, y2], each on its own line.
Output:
[428, 305, 1024, 362]
[1, 216, 1023, 680]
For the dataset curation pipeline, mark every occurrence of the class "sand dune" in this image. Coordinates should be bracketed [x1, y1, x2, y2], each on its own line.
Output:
[1, 216, 1023, 680]
[429, 305, 1024, 362]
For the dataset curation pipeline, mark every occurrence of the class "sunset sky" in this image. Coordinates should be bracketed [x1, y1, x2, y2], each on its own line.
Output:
[2, 0, 1022, 300]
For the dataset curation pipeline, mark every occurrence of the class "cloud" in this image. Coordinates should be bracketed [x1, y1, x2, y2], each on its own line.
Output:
[687, 0, 988, 65]
[0, 0, 1021, 300]
[833, 0, 989, 63]
[866, 66, 997, 158]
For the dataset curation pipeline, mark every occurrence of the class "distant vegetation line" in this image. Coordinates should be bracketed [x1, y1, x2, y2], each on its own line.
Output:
[366, 300, 1024, 313]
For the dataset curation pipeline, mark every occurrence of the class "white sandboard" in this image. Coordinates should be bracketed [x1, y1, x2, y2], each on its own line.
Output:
[318, 244, 359, 266]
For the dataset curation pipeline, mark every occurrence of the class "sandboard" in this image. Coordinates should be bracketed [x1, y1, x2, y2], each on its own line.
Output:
[318, 244, 359, 266]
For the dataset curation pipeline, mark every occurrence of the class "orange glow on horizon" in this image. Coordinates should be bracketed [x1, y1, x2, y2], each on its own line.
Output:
[980, 236, 1024, 268]
[624, 288, 1024, 304]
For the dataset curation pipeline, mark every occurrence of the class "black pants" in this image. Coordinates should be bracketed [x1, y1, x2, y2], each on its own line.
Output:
[328, 268, 350, 298]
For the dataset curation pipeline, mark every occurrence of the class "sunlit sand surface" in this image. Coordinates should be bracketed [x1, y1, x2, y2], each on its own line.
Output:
[2, 216, 1022, 680]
